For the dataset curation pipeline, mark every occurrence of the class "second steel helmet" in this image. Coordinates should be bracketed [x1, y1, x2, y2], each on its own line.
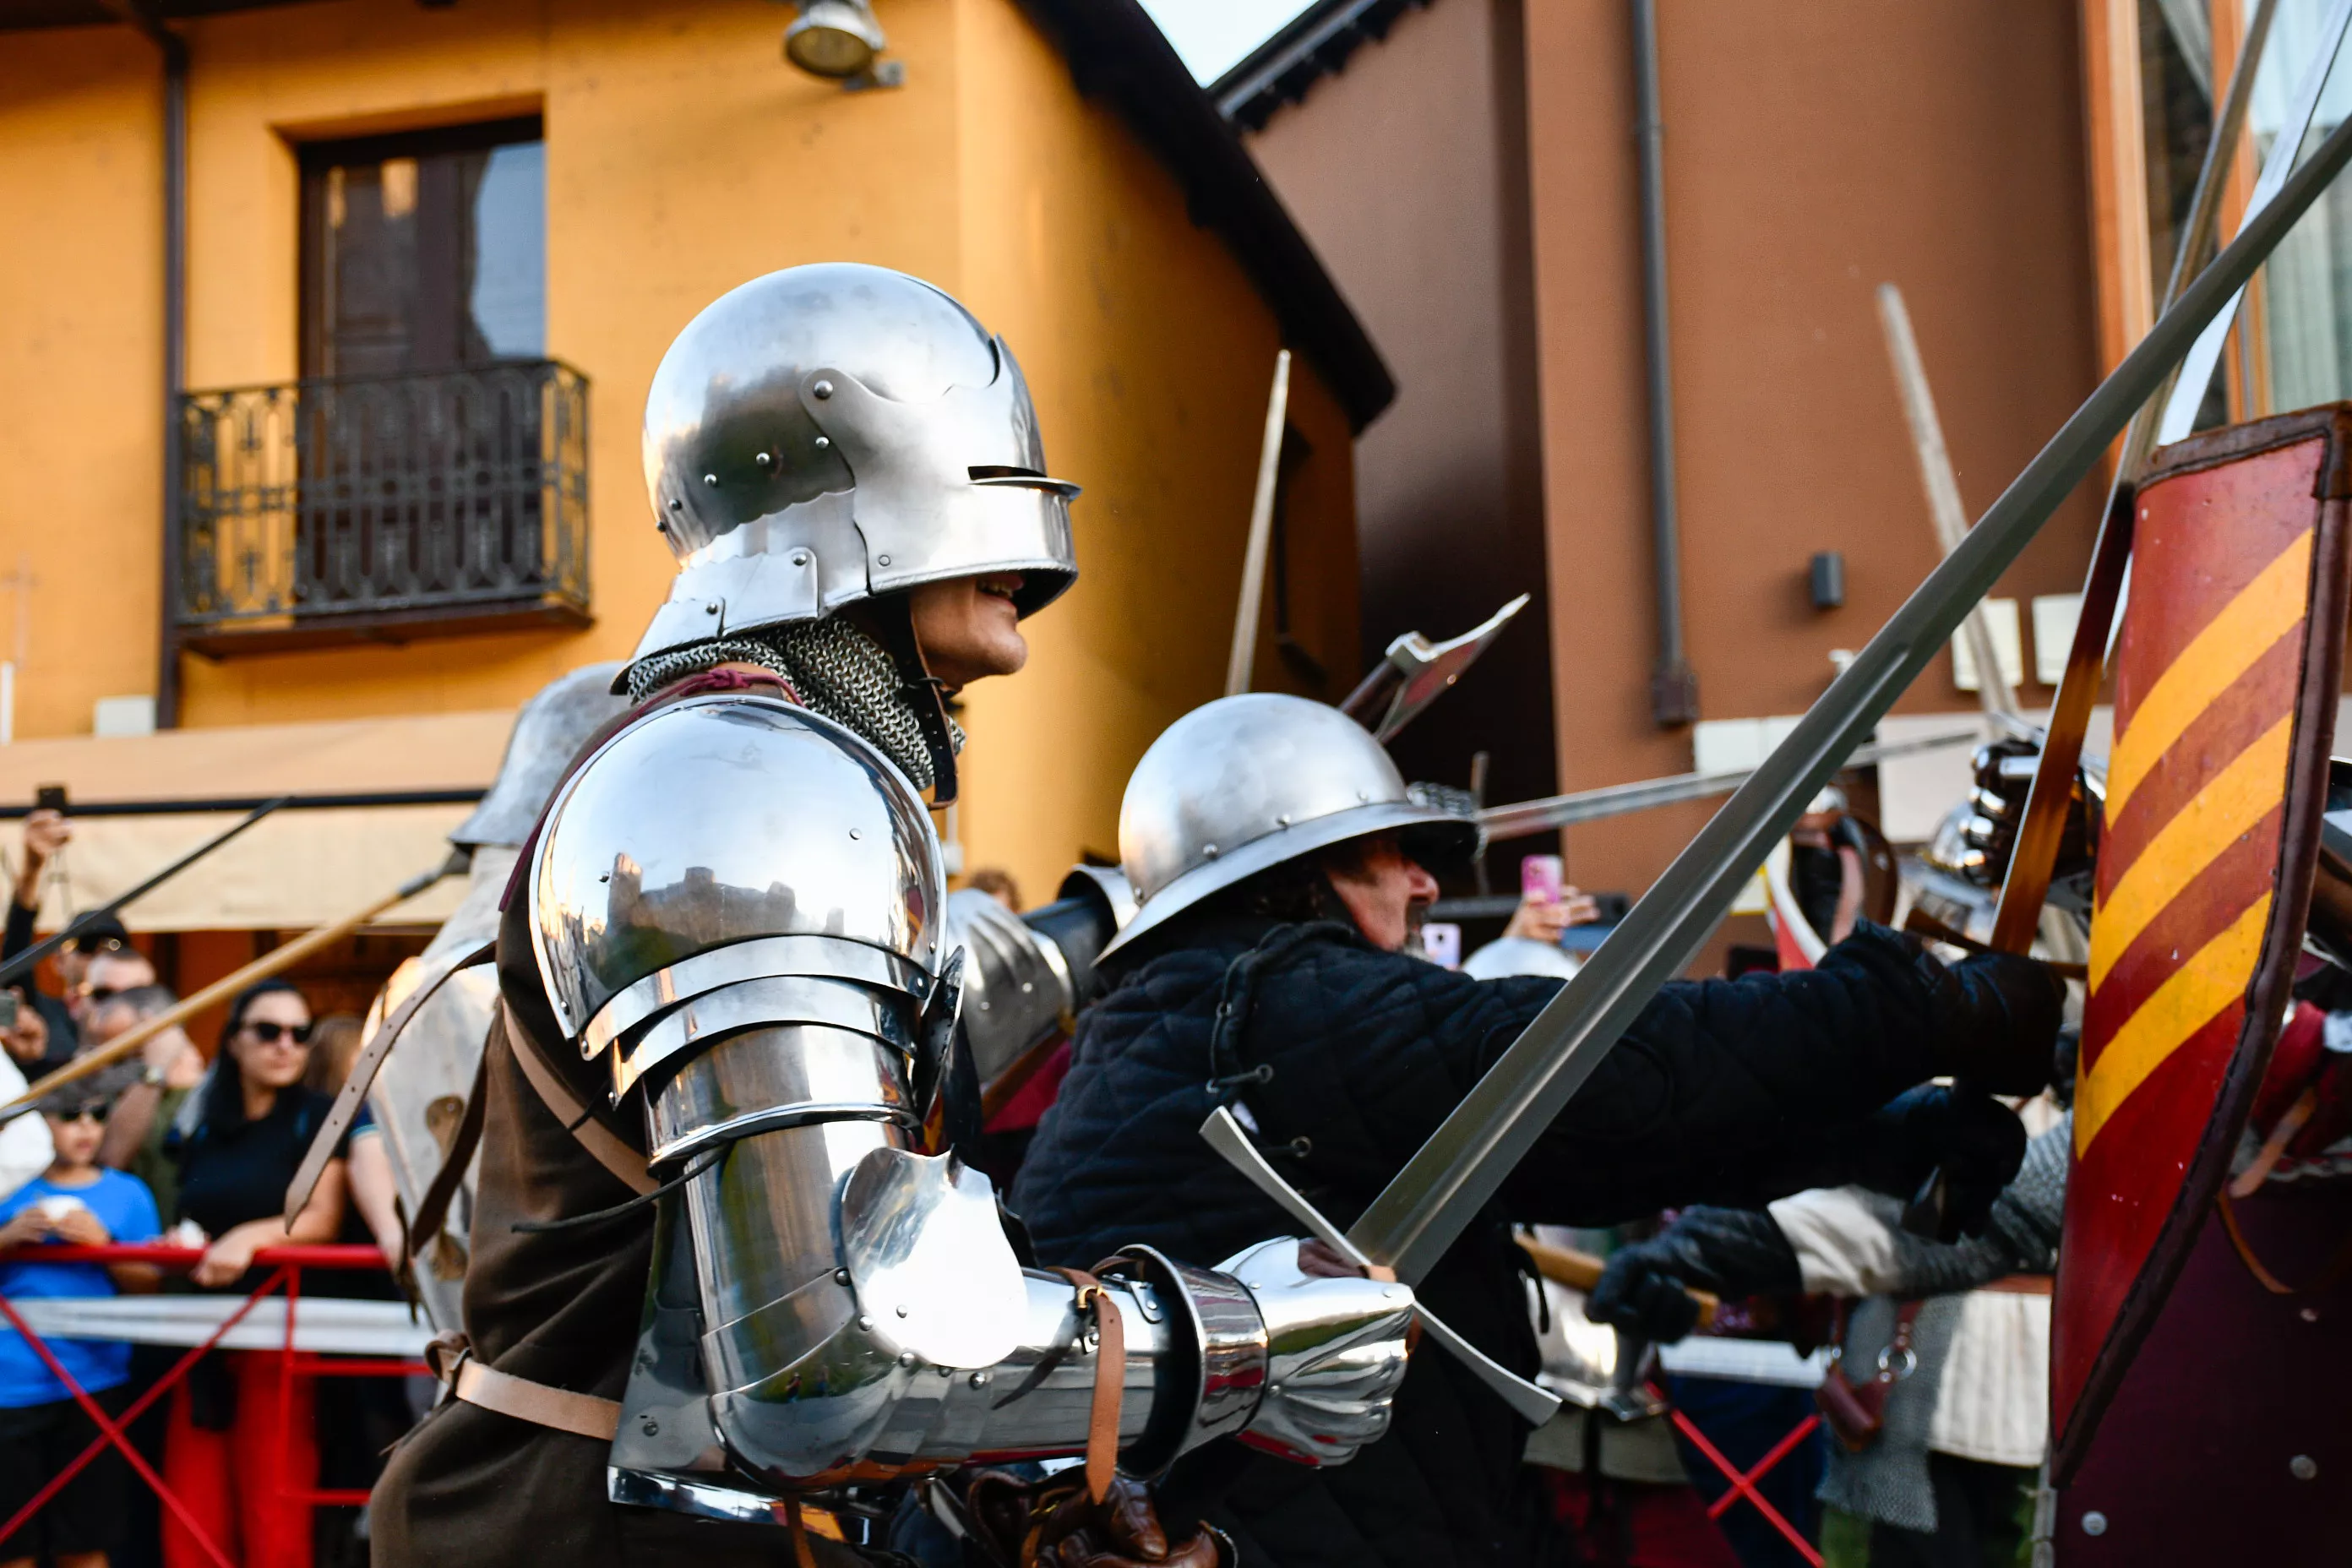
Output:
[1101, 694, 1478, 959]
[628, 263, 1080, 683]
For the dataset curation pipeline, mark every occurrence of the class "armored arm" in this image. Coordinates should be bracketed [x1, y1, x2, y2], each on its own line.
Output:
[530, 694, 1411, 1505]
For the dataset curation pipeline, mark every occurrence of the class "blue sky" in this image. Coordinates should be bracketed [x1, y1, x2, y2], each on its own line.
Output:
[1136, 0, 1320, 84]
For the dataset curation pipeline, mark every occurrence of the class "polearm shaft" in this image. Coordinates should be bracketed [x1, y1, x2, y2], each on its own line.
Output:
[0, 852, 464, 1123]
[1476, 728, 1978, 843]
[1992, 0, 2285, 949]
[1225, 350, 1292, 697]
[0, 798, 289, 991]
[1348, 106, 2352, 1285]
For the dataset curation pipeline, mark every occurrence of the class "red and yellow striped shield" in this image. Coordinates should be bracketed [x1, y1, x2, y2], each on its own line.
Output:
[2050, 409, 2352, 1478]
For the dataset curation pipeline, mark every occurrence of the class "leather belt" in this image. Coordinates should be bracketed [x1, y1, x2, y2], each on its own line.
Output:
[1978, 1274, 2053, 1296]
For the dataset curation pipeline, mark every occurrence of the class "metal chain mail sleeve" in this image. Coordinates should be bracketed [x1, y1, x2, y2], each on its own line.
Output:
[625, 617, 963, 792]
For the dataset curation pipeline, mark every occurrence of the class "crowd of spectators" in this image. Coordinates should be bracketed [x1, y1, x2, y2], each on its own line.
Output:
[0, 811, 396, 1568]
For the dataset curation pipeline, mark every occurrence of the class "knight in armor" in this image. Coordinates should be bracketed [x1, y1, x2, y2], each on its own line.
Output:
[1011, 692, 2069, 1568]
[367, 265, 1418, 1567]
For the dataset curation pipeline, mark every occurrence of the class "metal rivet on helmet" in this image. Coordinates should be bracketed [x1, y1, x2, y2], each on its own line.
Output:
[813, 379, 835, 400]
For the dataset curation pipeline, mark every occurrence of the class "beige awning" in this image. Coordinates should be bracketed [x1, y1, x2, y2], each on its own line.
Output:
[0, 710, 516, 932]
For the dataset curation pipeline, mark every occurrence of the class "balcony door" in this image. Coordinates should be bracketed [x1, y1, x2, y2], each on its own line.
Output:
[295, 117, 550, 617]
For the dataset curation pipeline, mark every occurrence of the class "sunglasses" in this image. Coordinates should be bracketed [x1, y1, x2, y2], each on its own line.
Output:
[78, 984, 122, 1006]
[242, 1021, 313, 1047]
[50, 1106, 108, 1125]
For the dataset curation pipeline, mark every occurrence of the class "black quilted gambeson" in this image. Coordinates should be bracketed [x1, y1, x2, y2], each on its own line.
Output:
[1013, 916, 1965, 1568]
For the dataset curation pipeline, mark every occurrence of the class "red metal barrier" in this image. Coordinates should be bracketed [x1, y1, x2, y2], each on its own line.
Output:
[0, 1242, 420, 1565]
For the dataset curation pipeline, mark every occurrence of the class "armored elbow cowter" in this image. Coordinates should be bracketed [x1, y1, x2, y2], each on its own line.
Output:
[527, 693, 1413, 1521]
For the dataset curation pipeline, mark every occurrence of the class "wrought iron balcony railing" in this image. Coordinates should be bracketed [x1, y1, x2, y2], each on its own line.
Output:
[174, 361, 591, 653]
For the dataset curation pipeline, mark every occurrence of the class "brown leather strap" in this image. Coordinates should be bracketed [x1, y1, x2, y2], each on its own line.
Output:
[504, 1005, 656, 1196]
[1978, 1274, 2055, 1296]
[404, 1037, 492, 1260]
[285, 938, 498, 1223]
[1049, 1267, 1123, 1505]
[2215, 1190, 2352, 1297]
[2231, 1085, 2320, 1198]
[782, 1495, 820, 1568]
[425, 1331, 621, 1441]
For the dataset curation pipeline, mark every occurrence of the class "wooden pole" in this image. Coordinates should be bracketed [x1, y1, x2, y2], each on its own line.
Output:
[1515, 1232, 1718, 1330]
[1, 854, 462, 1119]
[1876, 283, 2024, 724]
[1225, 349, 1293, 698]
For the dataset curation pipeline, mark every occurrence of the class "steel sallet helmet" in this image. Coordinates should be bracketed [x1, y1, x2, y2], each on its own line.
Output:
[1102, 693, 1479, 959]
[628, 263, 1079, 685]
[527, 692, 948, 1119]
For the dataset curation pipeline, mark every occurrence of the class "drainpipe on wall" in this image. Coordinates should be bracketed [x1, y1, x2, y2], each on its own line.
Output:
[1632, 0, 1697, 727]
[106, 1, 187, 730]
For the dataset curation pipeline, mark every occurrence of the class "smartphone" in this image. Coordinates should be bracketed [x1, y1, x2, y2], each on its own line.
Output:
[1521, 854, 1565, 905]
[0, 993, 16, 1032]
[32, 785, 66, 814]
[1419, 923, 1462, 969]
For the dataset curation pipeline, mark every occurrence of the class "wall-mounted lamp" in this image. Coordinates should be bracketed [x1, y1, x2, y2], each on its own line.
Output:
[1809, 550, 1845, 611]
[784, 0, 902, 88]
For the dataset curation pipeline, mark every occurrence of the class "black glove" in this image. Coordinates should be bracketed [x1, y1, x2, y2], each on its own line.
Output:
[1847, 1084, 2026, 1238]
[1919, 945, 2066, 1098]
[1587, 1208, 1802, 1344]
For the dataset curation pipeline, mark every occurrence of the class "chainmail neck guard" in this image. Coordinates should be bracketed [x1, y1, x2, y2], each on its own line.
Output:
[625, 617, 963, 792]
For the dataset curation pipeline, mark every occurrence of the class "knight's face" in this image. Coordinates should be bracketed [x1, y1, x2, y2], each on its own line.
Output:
[1321, 834, 1441, 953]
[909, 572, 1030, 691]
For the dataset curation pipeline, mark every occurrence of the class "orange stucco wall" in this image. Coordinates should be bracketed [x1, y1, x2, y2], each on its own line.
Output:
[0, 0, 1358, 906]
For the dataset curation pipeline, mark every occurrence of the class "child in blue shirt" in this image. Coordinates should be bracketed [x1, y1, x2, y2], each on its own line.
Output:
[0, 1081, 161, 1568]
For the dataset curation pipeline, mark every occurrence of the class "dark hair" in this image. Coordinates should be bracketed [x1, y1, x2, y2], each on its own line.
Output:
[66, 913, 130, 955]
[200, 979, 311, 1135]
[93, 983, 177, 1026]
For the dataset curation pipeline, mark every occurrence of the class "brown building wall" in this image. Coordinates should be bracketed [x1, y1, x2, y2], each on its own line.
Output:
[1240, 0, 1555, 815]
[1524, 0, 2104, 901]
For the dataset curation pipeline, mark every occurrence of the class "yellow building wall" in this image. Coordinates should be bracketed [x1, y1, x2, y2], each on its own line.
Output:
[0, 0, 1359, 906]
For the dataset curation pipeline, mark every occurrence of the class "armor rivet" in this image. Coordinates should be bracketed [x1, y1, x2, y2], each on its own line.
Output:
[668, 498, 683, 511]
[2081, 1513, 2108, 1537]
[899, 1351, 918, 1368]
[970, 1372, 990, 1388]
[814, 379, 835, 400]
[1267, 1383, 1282, 1397]
[703, 473, 719, 486]
[1203, 844, 1219, 858]
[938, 1364, 953, 1377]
[1020, 982, 1032, 994]
[1357, 791, 1370, 803]
[879, 554, 893, 566]
[2304, 1307, 2322, 1322]
[2293, 1455, 2319, 1480]
[705, 603, 720, 615]
[640, 1417, 660, 1436]
[755, 451, 772, 466]
[850, 829, 863, 841]
[896, 1304, 910, 1317]
[1277, 815, 1290, 828]
[835, 1269, 851, 1286]
[815, 436, 831, 449]
[792, 551, 811, 567]
[858, 1315, 874, 1331]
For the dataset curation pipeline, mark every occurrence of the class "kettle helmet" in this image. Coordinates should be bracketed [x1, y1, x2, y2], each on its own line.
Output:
[1102, 694, 1478, 958]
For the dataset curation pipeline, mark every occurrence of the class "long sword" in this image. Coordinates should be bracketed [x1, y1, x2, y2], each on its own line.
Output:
[1198, 1108, 1561, 1427]
[1347, 106, 2352, 1284]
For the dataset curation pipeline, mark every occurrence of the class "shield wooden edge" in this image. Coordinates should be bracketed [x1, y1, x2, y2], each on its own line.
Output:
[2050, 406, 2352, 1482]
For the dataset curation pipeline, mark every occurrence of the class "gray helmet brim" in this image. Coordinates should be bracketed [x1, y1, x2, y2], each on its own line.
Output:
[1098, 800, 1478, 962]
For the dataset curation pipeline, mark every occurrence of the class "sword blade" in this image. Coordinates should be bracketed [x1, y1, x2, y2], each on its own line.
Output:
[1347, 107, 2352, 1284]
[1197, 1108, 1561, 1427]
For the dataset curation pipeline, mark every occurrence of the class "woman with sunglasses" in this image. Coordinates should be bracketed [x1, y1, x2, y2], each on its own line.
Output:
[161, 979, 347, 1568]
